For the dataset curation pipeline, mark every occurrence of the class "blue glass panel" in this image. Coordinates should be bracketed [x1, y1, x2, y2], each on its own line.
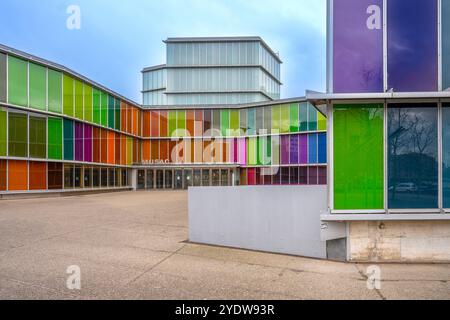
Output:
[318, 133, 327, 164]
[388, 104, 438, 209]
[308, 133, 317, 164]
[63, 119, 74, 161]
[442, 104, 450, 207]
[387, 0, 438, 92]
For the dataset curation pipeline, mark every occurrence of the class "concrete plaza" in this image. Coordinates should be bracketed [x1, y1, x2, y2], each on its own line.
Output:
[0, 191, 448, 300]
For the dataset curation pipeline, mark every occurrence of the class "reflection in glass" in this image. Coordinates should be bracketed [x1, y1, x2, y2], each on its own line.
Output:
[137, 170, 145, 189]
[388, 104, 438, 209]
[202, 169, 210, 186]
[184, 169, 193, 189]
[212, 169, 220, 186]
[156, 170, 164, 189]
[165, 170, 173, 189]
[146, 170, 154, 189]
[442, 105, 450, 207]
[174, 170, 183, 189]
[193, 170, 201, 186]
[220, 169, 229, 186]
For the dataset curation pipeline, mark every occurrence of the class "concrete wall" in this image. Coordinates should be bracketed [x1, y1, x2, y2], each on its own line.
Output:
[189, 185, 329, 258]
[348, 221, 450, 262]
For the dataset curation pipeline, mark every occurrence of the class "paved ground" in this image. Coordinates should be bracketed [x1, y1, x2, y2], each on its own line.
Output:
[0, 191, 448, 300]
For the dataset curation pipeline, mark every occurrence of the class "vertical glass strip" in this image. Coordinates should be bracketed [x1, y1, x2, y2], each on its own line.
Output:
[63, 75, 74, 117]
[8, 56, 28, 107]
[29, 63, 46, 111]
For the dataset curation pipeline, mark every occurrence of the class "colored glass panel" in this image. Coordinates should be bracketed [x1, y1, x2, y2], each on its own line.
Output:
[221, 109, 230, 136]
[127, 137, 133, 165]
[120, 102, 127, 132]
[271, 105, 280, 134]
[299, 134, 308, 164]
[83, 124, 93, 162]
[100, 91, 108, 127]
[280, 135, 289, 165]
[29, 63, 46, 110]
[289, 135, 299, 164]
[247, 137, 257, 165]
[271, 135, 280, 166]
[0, 107, 6, 156]
[115, 98, 121, 130]
[203, 110, 211, 135]
[48, 162, 63, 190]
[100, 129, 107, 164]
[443, 0, 450, 90]
[63, 119, 74, 160]
[0, 53, 6, 103]
[108, 95, 115, 129]
[74, 122, 83, 161]
[333, 0, 383, 93]
[194, 110, 203, 137]
[74, 79, 83, 120]
[280, 105, 290, 133]
[107, 131, 115, 164]
[289, 103, 299, 133]
[388, 103, 438, 209]
[387, 0, 438, 92]
[255, 108, 263, 135]
[263, 106, 271, 133]
[8, 56, 28, 107]
[83, 84, 93, 122]
[186, 110, 195, 137]
[63, 75, 74, 117]
[308, 134, 317, 164]
[150, 111, 159, 137]
[8, 111, 28, 157]
[239, 109, 247, 136]
[247, 108, 256, 135]
[318, 133, 327, 164]
[334, 103, 384, 210]
[29, 115, 46, 159]
[93, 88, 101, 125]
[29, 161, 46, 190]
[160, 140, 168, 161]
[168, 110, 177, 137]
[212, 110, 220, 137]
[230, 110, 239, 135]
[93, 127, 100, 163]
[115, 133, 121, 164]
[308, 103, 317, 131]
[299, 102, 308, 132]
[0, 160, 6, 191]
[120, 136, 127, 165]
[127, 105, 132, 134]
[143, 111, 151, 137]
[48, 69, 62, 113]
[318, 111, 326, 131]
[8, 160, 28, 191]
[442, 104, 450, 207]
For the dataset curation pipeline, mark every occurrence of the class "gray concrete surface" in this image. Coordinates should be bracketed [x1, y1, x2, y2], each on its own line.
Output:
[189, 186, 329, 258]
[0, 191, 448, 300]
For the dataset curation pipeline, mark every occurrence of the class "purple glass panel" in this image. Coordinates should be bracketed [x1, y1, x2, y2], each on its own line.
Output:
[74, 122, 83, 161]
[333, 0, 383, 93]
[83, 124, 92, 162]
[289, 135, 299, 164]
[299, 134, 308, 164]
[280, 135, 290, 165]
[387, 0, 438, 92]
[233, 138, 238, 163]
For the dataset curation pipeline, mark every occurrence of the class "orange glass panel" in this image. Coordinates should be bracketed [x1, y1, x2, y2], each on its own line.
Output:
[29, 161, 47, 190]
[100, 129, 108, 164]
[8, 160, 28, 191]
[127, 105, 132, 134]
[115, 133, 121, 164]
[133, 139, 139, 163]
[186, 110, 195, 137]
[143, 111, 151, 137]
[107, 131, 115, 164]
[194, 139, 203, 163]
[203, 140, 212, 163]
[194, 110, 203, 137]
[169, 140, 177, 163]
[151, 140, 159, 161]
[184, 139, 192, 164]
[120, 135, 127, 165]
[159, 140, 169, 162]
[121, 101, 127, 132]
[132, 107, 138, 135]
[177, 140, 184, 163]
[151, 111, 159, 137]
[0, 160, 6, 191]
[223, 139, 229, 163]
[93, 127, 100, 163]
[137, 109, 142, 137]
[159, 111, 168, 138]
[143, 140, 150, 161]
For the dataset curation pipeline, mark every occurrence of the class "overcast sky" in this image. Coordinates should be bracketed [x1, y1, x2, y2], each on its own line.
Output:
[0, 0, 327, 103]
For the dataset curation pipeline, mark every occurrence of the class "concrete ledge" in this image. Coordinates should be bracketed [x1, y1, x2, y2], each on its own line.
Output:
[321, 214, 450, 222]
[0, 188, 133, 200]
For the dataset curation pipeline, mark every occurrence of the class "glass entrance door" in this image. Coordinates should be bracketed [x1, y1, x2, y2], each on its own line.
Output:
[202, 169, 210, 186]
[221, 169, 229, 186]
[156, 170, 164, 189]
[165, 170, 173, 189]
[146, 170, 154, 189]
[193, 169, 201, 186]
[184, 169, 193, 189]
[174, 170, 183, 189]
[212, 169, 220, 186]
[137, 170, 145, 189]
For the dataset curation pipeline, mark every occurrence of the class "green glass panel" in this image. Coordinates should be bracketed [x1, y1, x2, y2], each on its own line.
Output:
[271, 105, 280, 134]
[8, 111, 28, 157]
[0, 108, 6, 156]
[108, 95, 115, 129]
[333, 104, 384, 210]
[100, 91, 108, 126]
[115, 98, 121, 130]
[63, 75, 74, 117]
[93, 88, 101, 125]
[168, 110, 177, 137]
[212, 110, 220, 136]
[176, 110, 186, 137]
[247, 108, 255, 135]
[0, 53, 6, 103]
[220, 109, 230, 136]
[299, 102, 308, 132]
[280, 104, 290, 133]
[29, 115, 46, 159]
[247, 137, 257, 165]
[289, 103, 299, 132]
[48, 117, 63, 160]
[48, 69, 62, 113]
[63, 119, 74, 160]
[29, 63, 46, 110]
[308, 103, 317, 131]
[83, 84, 93, 122]
[230, 110, 239, 135]
[271, 135, 280, 165]
[318, 111, 327, 131]
[239, 109, 247, 136]
[74, 80, 83, 120]
[257, 136, 271, 166]
[8, 56, 28, 107]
